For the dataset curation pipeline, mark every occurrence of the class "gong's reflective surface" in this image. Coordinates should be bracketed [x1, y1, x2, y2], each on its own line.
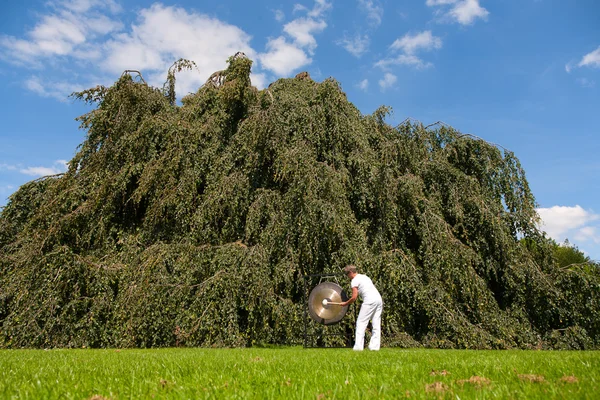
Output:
[308, 282, 349, 325]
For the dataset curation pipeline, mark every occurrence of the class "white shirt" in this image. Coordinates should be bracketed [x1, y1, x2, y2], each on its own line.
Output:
[351, 274, 382, 304]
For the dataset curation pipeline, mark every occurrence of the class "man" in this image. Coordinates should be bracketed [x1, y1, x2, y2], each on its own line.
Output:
[339, 265, 383, 351]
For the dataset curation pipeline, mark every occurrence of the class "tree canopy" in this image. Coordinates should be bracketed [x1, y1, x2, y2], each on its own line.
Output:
[552, 239, 592, 268]
[1, 54, 598, 349]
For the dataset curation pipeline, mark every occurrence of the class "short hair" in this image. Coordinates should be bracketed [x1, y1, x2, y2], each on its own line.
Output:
[343, 265, 357, 274]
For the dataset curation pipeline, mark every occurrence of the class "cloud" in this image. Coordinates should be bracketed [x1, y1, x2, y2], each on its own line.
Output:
[578, 46, 600, 69]
[376, 31, 442, 70]
[24, 76, 86, 101]
[565, 62, 574, 73]
[20, 167, 62, 177]
[1, 1, 262, 101]
[574, 226, 600, 244]
[537, 205, 600, 248]
[260, 0, 330, 75]
[274, 9, 285, 22]
[577, 78, 596, 88]
[450, 0, 489, 24]
[250, 72, 268, 89]
[307, 0, 332, 18]
[337, 33, 370, 57]
[102, 3, 256, 93]
[2, 0, 332, 102]
[358, 0, 384, 27]
[283, 18, 327, 52]
[376, 54, 433, 69]
[378, 72, 397, 90]
[293, 0, 332, 18]
[426, 0, 489, 25]
[259, 37, 311, 76]
[19, 160, 68, 177]
[59, 0, 122, 14]
[293, 4, 308, 14]
[0, 164, 18, 171]
[357, 78, 369, 91]
[426, 0, 456, 4]
[0, 0, 122, 65]
[390, 30, 442, 54]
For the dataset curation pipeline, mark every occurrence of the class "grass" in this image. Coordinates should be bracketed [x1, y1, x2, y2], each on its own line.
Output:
[1, 347, 599, 399]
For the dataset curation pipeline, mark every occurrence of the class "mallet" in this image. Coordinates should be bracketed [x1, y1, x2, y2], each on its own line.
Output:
[322, 299, 344, 306]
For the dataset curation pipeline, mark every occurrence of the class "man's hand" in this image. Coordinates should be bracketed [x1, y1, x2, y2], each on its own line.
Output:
[342, 287, 359, 307]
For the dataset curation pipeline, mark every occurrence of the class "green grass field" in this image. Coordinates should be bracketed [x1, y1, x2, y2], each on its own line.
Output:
[1, 347, 598, 399]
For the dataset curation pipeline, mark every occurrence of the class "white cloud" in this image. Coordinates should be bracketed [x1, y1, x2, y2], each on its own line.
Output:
[59, 0, 121, 14]
[578, 46, 600, 69]
[390, 30, 442, 54]
[1, 2, 261, 101]
[251, 72, 268, 89]
[24, 76, 85, 101]
[450, 0, 489, 24]
[338, 33, 370, 57]
[20, 167, 62, 177]
[0, 1, 122, 65]
[376, 31, 442, 70]
[259, 37, 311, 76]
[24, 77, 47, 96]
[376, 54, 433, 69]
[283, 17, 327, 52]
[577, 78, 596, 88]
[83, 14, 123, 36]
[2, 0, 332, 102]
[102, 4, 256, 92]
[537, 205, 600, 248]
[426, 0, 489, 25]
[293, 0, 332, 18]
[274, 9, 285, 22]
[426, 0, 456, 4]
[357, 79, 369, 91]
[307, 0, 332, 18]
[293, 4, 308, 14]
[565, 62, 574, 73]
[20, 160, 68, 177]
[262, 1, 330, 76]
[379, 72, 397, 90]
[574, 226, 600, 244]
[0, 164, 18, 171]
[358, 0, 384, 27]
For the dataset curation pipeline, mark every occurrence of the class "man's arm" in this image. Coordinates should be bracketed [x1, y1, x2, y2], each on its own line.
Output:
[340, 287, 358, 307]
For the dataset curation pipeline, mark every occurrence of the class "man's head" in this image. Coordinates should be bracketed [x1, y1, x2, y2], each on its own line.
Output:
[343, 265, 357, 279]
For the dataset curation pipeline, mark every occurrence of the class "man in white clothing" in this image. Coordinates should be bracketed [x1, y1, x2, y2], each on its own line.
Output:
[339, 265, 383, 351]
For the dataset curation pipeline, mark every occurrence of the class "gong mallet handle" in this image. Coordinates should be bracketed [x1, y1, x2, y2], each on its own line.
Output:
[323, 300, 345, 306]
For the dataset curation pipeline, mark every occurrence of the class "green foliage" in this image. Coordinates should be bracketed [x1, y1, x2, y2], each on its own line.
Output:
[552, 239, 591, 268]
[1, 55, 599, 349]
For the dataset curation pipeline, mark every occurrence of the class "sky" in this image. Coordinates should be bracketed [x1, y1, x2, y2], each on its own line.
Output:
[0, 0, 599, 259]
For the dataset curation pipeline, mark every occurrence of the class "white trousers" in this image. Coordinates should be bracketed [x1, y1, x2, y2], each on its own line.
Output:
[353, 301, 383, 351]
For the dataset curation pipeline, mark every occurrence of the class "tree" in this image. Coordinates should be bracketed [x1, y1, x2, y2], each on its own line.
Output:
[552, 239, 590, 268]
[1, 55, 598, 349]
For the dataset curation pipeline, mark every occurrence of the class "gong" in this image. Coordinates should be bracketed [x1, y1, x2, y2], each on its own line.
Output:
[307, 282, 349, 325]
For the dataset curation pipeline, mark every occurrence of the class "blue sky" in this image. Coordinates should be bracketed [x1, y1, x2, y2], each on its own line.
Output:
[0, 0, 599, 259]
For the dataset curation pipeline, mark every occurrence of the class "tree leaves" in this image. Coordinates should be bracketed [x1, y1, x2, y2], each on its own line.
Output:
[0, 55, 598, 349]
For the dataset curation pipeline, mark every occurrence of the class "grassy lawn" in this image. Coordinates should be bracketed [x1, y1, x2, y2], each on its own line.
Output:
[1, 347, 598, 399]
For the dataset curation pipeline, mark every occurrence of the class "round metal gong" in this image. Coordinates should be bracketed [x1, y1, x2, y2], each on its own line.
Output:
[308, 282, 349, 325]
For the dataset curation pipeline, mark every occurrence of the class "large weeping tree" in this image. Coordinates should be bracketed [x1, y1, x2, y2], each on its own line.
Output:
[1, 54, 598, 349]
